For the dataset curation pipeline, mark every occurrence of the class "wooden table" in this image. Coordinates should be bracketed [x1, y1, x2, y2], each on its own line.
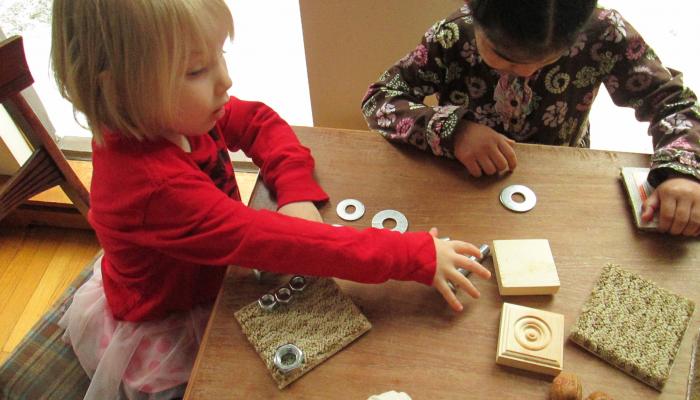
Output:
[185, 126, 699, 399]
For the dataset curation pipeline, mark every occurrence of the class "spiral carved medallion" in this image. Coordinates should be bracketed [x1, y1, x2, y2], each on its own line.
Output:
[514, 316, 552, 351]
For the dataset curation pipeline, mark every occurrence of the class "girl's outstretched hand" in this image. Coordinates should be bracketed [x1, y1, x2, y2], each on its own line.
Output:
[278, 201, 324, 223]
[642, 176, 700, 236]
[429, 227, 491, 311]
[453, 120, 517, 177]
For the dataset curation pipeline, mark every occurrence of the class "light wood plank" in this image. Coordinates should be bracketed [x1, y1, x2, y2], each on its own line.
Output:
[3, 229, 99, 352]
[0, 226, 26, 277]
[0, 351, 9, 364]
[0, 227, 62, 352]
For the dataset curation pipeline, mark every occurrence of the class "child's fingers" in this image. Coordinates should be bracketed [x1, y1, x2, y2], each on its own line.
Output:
[449, 240, 481, 258]
[641, 190, 659, 222]
[451, 252, 491, 280]
[490, 149, 510, 172]
[447, 269, 481, 299]
[435, 280, 464, 311]
[464, 157, 483, 177]
[428, 227, 439, 237]
[498, 140, 518, 170]
[477, 154, 497, 175]
[658, 196, 677, 233]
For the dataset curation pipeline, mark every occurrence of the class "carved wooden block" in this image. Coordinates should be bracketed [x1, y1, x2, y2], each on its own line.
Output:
[492, 239, 560, 295]
[496, 303, 564, 376]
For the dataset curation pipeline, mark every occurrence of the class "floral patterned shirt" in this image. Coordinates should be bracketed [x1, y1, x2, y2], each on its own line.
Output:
[362, 5, 700, 183]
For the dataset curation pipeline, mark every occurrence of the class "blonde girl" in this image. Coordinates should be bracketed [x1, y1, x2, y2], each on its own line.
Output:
[51, 0, 491, 398]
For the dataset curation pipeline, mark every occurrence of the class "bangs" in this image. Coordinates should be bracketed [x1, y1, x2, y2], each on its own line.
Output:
[174, 0, 234, 68]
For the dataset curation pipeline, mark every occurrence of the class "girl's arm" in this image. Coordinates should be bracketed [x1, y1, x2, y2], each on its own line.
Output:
[600, 9, 700, 184]
[216, 97, 328, 208]
[138, 173, 436, 285]
[360, 14, 475, 159]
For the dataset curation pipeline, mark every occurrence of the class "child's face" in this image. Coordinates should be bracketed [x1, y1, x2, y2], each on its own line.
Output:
[474, 27, 562, 78]
[170, 23, 232, 136]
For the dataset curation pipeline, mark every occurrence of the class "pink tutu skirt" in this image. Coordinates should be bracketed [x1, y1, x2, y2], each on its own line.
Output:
[58, 256, 212, 400]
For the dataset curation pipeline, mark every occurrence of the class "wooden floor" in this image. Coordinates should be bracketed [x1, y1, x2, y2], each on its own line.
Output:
[0, 162, 258, 364]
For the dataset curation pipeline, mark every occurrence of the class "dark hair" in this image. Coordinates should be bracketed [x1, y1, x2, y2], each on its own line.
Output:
[470, 0, 597, 60]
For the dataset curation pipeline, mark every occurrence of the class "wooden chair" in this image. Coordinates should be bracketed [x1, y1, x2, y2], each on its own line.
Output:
[0, 35, 89, 222]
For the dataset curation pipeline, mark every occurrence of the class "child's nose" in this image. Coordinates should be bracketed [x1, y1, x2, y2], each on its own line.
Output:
[217, 65, 232, 93]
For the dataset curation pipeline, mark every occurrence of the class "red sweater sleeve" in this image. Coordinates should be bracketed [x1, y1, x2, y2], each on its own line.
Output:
[216, 97, 328, 207]
[137, 172, 436, 286]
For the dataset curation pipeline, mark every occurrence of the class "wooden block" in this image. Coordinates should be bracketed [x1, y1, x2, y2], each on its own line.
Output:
[492, 239, 560, 295]
[496, 303, 564, 376]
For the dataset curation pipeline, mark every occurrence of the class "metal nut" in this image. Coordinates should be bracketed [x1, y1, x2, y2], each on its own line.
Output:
[258, 293, 277, 311]
[275, 287, 293, 304]
[288, 275, 308, 292]
[273, 344, 304, 373]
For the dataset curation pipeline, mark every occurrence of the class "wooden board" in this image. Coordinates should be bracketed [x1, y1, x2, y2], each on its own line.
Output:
[492, 239, 560, 295]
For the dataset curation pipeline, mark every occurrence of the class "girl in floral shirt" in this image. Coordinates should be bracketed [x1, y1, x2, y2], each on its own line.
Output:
[362, 0, 700, 236]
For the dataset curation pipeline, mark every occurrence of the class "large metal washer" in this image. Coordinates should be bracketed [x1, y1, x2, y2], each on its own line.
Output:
[371, 209, 408, 233]
[500, 184, 537, 212]
[336, 199, 365, 221]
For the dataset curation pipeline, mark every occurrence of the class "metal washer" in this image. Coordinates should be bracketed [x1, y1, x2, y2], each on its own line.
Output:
[371, 209, 408, 233]
[336, 199, 365, 221]
[500, 185, 537, 212]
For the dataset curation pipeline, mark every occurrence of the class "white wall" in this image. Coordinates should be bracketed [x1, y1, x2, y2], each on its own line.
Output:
[589, 0, 700, 154]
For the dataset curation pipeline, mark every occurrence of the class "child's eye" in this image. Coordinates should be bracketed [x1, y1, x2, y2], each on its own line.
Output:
[187, 68, 207, 77]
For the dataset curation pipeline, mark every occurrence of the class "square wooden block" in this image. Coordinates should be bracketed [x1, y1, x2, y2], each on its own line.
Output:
[496, 303, 564, 376]
[492, 239, 560, 295]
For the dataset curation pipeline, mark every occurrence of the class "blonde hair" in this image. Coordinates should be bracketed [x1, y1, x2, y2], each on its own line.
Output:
[51, 0, 234, 143]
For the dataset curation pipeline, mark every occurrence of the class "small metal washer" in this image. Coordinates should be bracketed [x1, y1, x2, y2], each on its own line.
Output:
[371, 209, 408, 233]
[273, 344, 304, 373]
[500, 184, 537, 212]
[336, 199, 365, 221]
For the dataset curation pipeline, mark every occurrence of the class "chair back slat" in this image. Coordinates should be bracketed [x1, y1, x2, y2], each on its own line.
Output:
[0, 35, 90, 224]
[0, 36, 34, 102]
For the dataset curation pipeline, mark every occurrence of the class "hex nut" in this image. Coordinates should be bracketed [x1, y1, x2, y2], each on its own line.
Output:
[275, 287, 293, 304]
[273, 344, 304, 373]
[258, 293, 277, 311]
[289, 275, 308, 291]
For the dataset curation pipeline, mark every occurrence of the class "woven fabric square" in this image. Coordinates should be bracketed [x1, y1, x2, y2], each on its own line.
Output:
[235, 277, 371, 389]
[569, 264, 695, 390]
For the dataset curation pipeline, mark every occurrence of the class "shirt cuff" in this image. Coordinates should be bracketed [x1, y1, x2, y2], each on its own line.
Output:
[273, 168, 329, 207]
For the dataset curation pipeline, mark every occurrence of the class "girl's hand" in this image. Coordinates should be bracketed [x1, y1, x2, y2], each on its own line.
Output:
[429, 227, 491, 311]
[642, 176, 700, 236]
[453, 120, 517, 177]
[278, 201, 324, 223]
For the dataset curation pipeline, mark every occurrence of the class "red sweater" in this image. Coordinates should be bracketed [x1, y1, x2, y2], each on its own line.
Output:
[89, 97, 436, 321]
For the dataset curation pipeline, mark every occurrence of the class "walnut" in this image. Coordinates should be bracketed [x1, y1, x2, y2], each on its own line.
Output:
[550, 371, 583, 400]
